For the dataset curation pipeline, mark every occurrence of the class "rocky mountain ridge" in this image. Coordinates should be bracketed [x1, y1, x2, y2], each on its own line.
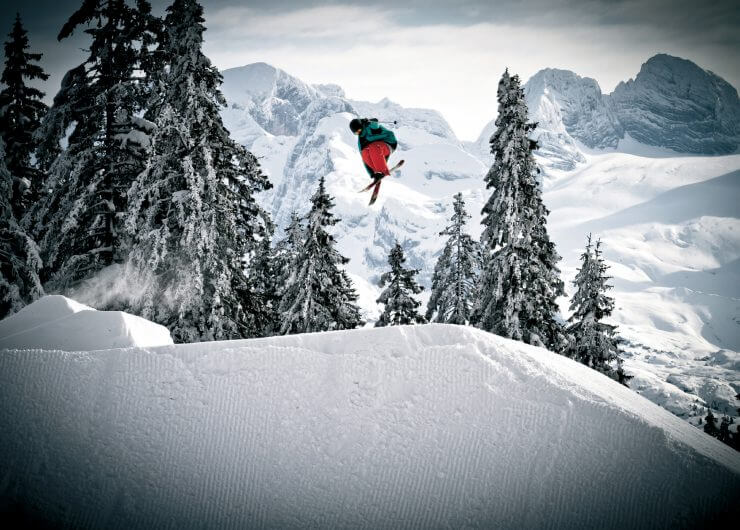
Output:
[474, 54, 740, 172]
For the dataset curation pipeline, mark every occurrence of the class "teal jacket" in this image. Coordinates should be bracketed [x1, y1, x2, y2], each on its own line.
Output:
[357, 121, 397, 152]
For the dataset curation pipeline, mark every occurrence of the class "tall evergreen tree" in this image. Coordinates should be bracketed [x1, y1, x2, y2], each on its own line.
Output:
[0, 140, 43, 318]
[0, 14, 49, 217]
[472, 69, 565, 349]
[27, 0, 158, 292]
[125, 0, 272, 342]
[426, 193, 480, 324]
[242, 235, 281, 338]
[562, 235, 630, 385]
[376, 241, 426, 327]
[274, 211, 305, 285]
[278, 177, 363, 334]
[272, 210, 305, 315]
[262, 211, 304, 336]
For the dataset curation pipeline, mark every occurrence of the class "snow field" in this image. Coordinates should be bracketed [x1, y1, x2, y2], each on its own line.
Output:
[1, 323, 738, 528]
[544, 157, 740, 421]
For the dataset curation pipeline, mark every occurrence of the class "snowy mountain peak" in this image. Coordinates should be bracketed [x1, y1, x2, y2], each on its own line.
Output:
[519, 68, 623, 171]
[525, 68, 622, 150]
[618, 53, 722, 89]
[221, 62, 322, 136]
[526, 68, 599, 95]
[220, 62, 282, 99]
[611, 54, 740, 154]
[501, 54, 740, 173]
[313, 83, 345, 98]
[473, 68, 617, 171]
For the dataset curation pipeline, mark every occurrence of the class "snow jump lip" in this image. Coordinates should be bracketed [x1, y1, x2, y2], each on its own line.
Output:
[1, 324, 738, 528]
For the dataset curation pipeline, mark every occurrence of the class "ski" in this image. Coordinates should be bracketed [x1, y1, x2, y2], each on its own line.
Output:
[358, 159, 405, 193]
[369, 179, 382, 206]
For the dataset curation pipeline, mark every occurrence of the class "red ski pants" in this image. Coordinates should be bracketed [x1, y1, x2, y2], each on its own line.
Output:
[361, 141, 391, 176]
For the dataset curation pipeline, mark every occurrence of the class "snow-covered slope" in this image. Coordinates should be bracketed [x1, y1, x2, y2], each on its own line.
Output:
[545, 153, 740, 422]
[0, 295, 173, 350]
[1, 322, 738, 528]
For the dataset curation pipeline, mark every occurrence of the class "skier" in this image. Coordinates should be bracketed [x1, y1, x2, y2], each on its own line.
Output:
[350, 117, 398, 181]
[350, 118, 403, 205]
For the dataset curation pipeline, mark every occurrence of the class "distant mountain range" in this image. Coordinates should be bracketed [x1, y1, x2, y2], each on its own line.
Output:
[470, 54, 740, 172]
[221, 54, 740, 181]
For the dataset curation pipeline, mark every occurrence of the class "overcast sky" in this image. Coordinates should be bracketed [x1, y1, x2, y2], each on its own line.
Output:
[2, 0, 738, 140]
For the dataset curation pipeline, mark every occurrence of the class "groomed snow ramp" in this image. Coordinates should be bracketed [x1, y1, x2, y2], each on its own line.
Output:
[0, 295, 173, 350]
[1, 324, 738, 529]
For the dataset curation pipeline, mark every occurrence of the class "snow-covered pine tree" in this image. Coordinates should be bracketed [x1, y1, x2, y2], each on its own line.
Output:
[272, 210, 306, 312]
[27, 0, 158, 292]
[0, 14, 48, 218]
[562, 235, 630, 385]
[426, 193, 480, 324]
[472, 69, 565, 349]
[376, 241, 426, 327]
[125, 0, 272, 342]
[263, 211, 304, 335]
[278, 177, 363, 334]
[273, 211, 305, 283]
[0, 140, 43, 318]
[242, 235, 281, 338]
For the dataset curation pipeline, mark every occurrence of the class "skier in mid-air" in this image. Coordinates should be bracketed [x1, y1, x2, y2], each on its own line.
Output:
[350, 118, 403, 205]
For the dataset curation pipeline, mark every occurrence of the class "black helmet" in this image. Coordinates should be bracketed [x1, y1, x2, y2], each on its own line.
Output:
[349, 118, 363, 133]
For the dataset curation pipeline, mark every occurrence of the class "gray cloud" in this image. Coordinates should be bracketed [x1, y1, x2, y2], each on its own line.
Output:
[4, 0, 739, 46]
[1, 0, 738, 140]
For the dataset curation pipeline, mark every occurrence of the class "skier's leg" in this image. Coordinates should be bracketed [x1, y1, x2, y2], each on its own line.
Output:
[376, 142, 391, 174]
[361, 147, 381, 179]
[363, 141, 391, 176]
